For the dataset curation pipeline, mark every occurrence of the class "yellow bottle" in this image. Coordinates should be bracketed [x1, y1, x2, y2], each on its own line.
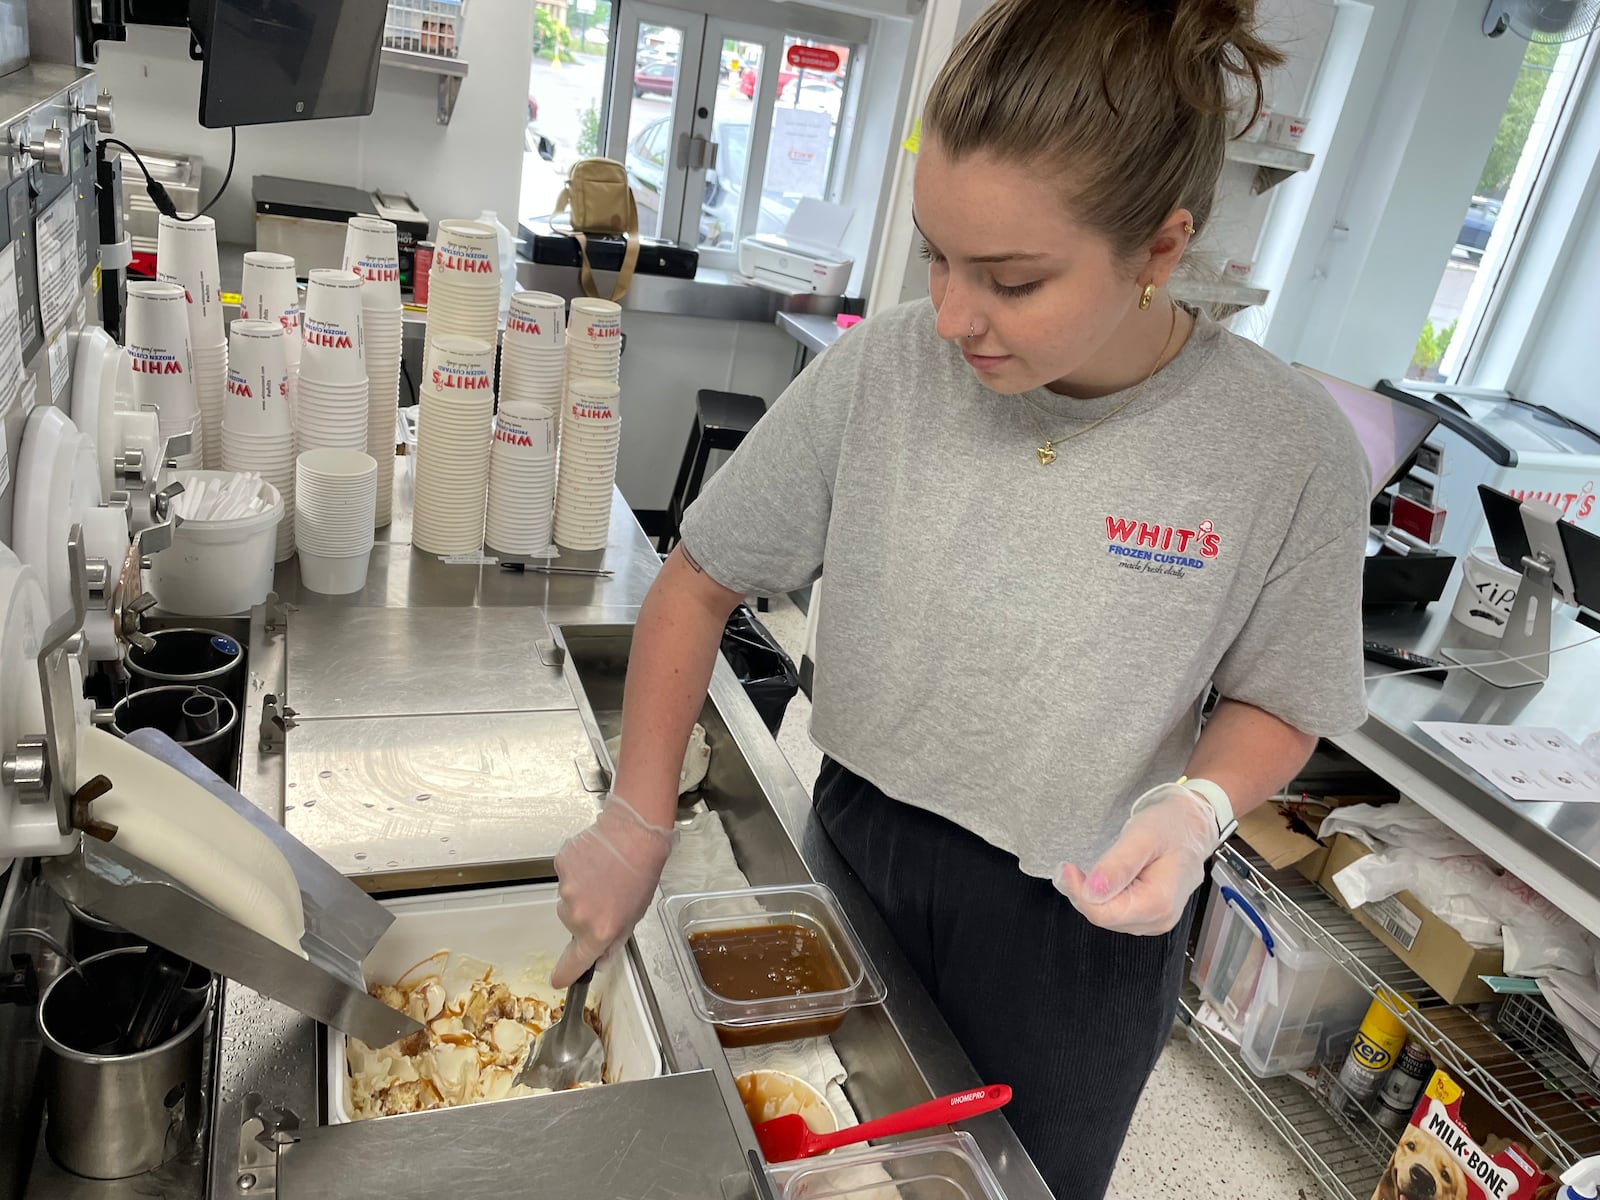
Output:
[1337, 989, 1412, 1109]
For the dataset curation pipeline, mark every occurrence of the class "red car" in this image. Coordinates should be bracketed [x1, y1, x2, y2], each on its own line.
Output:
[633, 62, 676, 97]
[739, 67, 796, 98]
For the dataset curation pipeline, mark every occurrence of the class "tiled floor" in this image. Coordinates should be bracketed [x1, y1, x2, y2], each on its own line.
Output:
[752, 593, 1329, 1200]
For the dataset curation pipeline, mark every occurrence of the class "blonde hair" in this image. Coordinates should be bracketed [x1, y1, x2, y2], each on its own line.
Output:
[923, 0, 1284, 260]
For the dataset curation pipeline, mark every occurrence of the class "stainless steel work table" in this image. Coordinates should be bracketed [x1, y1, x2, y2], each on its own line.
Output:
[185, 481, 1054, 1200]
[1345, 570, 1600, 935]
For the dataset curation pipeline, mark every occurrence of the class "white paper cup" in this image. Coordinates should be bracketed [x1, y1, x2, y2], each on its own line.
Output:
[226, 321, 291, 433]
[423, 334, 495, 392]
[301, 271, 367, 384]
[126, 281, 198, 427]
[506, 292, 566, 347]
[156, 214, 225, 344]
[342, 216, 402, 310]
[1451, 546, 1520, 636]
[298, 547, 373, 595]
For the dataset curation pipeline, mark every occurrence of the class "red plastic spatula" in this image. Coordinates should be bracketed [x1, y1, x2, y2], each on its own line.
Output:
[753, 1083, 1013, 1163]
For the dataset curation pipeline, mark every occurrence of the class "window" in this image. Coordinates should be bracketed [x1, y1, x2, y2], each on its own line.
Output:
[1407, 38, 1589, 382]
[518, 0, 618, 229]
[604, 2, 871, 267]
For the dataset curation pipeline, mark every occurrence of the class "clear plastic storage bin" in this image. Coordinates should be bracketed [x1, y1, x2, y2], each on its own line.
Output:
[662, 884, 886, 1047]
[767, 1132, 1006, 1200]
[1191, 856, 1370, 1077]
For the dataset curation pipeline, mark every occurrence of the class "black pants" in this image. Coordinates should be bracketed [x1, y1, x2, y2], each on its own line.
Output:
[813, 758, 1196, 1200]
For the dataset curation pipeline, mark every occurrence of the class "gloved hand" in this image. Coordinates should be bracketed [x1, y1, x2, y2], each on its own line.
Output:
[551, 793, 677, 988]
[1054, 783, 1219, 936]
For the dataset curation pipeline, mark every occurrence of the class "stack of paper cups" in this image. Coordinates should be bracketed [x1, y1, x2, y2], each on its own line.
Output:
[553, 380, 621, 551]
[412, 335, 496, 555]
[344, 216, 403, 527]
[296, 269, 368, 453]
[563, 298, 622, 446]
[424, 219, 501, 346]
[500, 291, 566, 415]
[239, 250, 302, 424]
[295, 449, 378, 594]
[222, 321, 297, 562]
[485, 402, 557, 555]
[157, 215, 227, 469]
[125, 280, 201, 469]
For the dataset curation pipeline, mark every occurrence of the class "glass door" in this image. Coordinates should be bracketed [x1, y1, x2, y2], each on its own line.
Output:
[606, 2, 708, 241]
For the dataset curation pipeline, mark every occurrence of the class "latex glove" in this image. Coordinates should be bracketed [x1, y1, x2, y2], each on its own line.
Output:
[1055, 783, 1219, 936]
[551, 793, 677, 988]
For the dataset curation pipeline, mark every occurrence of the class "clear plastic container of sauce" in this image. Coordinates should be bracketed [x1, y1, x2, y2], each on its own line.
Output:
[663, 884, 886, 1047]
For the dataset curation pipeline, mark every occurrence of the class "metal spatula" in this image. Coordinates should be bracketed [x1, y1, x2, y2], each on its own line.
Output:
[513, 965, 603, 1091]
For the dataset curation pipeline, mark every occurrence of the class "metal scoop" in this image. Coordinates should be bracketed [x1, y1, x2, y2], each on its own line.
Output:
[512, 965, 603, 1091]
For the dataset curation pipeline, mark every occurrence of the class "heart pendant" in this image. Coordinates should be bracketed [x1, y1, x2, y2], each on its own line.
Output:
[1036, 443, 1057, 466]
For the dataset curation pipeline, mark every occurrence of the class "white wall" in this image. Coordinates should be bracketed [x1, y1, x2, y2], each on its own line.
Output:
[94, 0, 535, 242]
[1263, 0, 1529, 384]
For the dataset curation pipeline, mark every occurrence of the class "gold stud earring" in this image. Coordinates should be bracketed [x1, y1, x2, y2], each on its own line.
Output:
[1183, 221, 1196, 235]
[1139, 283, 1155, 310]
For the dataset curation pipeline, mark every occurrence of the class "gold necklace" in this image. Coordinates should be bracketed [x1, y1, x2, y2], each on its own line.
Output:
[1029, 301, 1178, 465]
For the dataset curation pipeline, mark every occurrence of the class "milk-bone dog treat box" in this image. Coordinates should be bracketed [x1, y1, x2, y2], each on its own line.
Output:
[1371, 1069, 1555, 1200]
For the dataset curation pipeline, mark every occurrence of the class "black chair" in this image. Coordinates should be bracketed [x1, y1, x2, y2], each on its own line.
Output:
[659, 389, 769, 608]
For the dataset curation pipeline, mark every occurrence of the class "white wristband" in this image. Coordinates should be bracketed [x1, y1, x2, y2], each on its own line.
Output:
[1177, 776, 1237, 843]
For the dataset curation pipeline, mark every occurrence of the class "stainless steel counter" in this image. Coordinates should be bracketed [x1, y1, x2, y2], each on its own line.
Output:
[1347, 573, 1600, 935]
[191, 479, 1054, 1200]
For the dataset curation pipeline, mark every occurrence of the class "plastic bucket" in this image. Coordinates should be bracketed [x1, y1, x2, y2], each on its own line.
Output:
[146, 474, 283, 615]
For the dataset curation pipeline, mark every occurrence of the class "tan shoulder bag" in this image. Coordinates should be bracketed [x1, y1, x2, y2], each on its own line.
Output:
[553, 157, 641, 301]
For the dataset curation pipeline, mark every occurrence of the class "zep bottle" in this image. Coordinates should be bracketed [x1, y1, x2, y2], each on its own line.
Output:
[1337, 989, 1412, 1113]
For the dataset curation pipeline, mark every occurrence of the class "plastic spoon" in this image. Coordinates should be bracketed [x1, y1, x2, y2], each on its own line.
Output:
[754, 1083, 1013, 1164]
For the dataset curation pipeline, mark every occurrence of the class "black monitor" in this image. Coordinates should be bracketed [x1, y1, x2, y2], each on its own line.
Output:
[1296, 367, 1441, 499]
[1559, 518, 1600, 614]
[190, 0, 389, 128]
[1478, 485, 1534, 574]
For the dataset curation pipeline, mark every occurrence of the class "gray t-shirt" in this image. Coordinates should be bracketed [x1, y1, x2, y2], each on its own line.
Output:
[681, 300, 1369, 877]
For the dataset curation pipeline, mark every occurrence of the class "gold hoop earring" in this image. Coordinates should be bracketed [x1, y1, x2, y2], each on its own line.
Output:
[1139, 284, 1155, 311]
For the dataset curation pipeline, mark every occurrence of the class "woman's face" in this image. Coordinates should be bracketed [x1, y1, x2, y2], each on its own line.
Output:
[913, 139, 1141, 396]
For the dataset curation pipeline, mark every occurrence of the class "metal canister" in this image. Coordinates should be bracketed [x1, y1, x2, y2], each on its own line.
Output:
[124, 627, 244, 697]
[1337, 989, 1412, 1112]
[38, 948, 214, 1179]
[1375, 1042, 1436, 1132]
[413, 240, 435, 305]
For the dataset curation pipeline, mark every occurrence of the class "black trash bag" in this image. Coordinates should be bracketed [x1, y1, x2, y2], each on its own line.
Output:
[720, 604, 799, 736]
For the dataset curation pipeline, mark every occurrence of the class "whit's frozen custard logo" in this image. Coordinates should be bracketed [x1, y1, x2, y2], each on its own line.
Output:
[431, 364, 490, 390]
[130, 346, 184, 375]
[1104, 515, 1220, 578]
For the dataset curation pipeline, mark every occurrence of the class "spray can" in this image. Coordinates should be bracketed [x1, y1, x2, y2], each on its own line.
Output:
[1337, 989, 1412, 1114]
[413, 241, 435, 306]
[1374, 1042, 1435, 1132]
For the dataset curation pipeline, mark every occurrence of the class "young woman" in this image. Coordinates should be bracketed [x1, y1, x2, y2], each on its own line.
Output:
[551, 0, 1370, 1192]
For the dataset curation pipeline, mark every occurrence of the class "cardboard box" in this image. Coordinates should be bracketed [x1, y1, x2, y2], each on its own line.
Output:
[1372, 1069, 1553, 1200]
[1320, 834, 1503, 1006]
[1236, 804, 1330, 881]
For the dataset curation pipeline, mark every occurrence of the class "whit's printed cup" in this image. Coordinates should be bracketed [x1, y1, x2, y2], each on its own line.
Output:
[301, 270, 367, 385]
[494, 405, 555, 458]
[1451, 546, 1520, 636]
[226, 321, 291, 436]
[156, 214, 225, 344]
[423, 334, 495, 395]
[430, 220, 500, 290]
[343, 216, 402, 311]
[507, 292, 566, 347]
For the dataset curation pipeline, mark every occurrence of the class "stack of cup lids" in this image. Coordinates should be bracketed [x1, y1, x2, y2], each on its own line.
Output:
[500, 291, 566, 415]
[295, 449, 378, 595]
[553, 379, 621, 552]
[296, 269, 368, 454]
[485, 401, 557, 556]
[157, 214, 227, 469]
[411, 335, 495, 555]
[222, 320, 297, 562]
[343, 216, 404, 528]
[124, 280, 201, 469]
[238, 250, 302, 414]
[562, 298, 622, 446]
[424, 219, 501, 346]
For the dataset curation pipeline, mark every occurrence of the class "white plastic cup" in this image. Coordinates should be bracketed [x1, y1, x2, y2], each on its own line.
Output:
[226, 321, 291, 436]
[1451, 546, 1521, 636]
[342, 216, 402, 310]
[156, 214, 225, 345]
[239, 251, 302, 365]
[126, 281, 198, 429]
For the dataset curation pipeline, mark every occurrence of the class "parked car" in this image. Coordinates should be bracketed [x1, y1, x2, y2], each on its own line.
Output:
[633, 61, 677, 97]
[1456, 196, 1501, 259]
[777, 76, 843, 121]
[624, 115, 797, 248]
